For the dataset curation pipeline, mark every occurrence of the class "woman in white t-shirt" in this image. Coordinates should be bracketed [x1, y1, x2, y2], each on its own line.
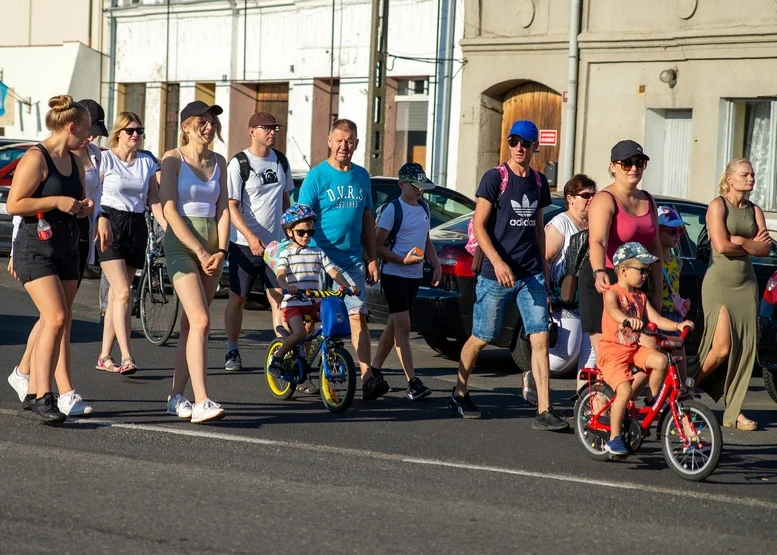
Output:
[94, 111, 166, 375]
[544, 175, 597, 381]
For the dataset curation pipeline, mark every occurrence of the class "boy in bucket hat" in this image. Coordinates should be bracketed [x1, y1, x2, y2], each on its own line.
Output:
[598, 242, 694, 457]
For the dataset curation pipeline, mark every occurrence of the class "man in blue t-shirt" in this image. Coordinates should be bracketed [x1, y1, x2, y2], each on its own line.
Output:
[449, 120, 569, 432]
[297, 119, 389, 401]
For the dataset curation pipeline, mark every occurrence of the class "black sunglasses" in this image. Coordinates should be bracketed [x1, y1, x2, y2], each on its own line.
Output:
[623, 266, 649, 277]
[617, 158, 648, 171]
[507, 136, 534, 149]
[122, 127, 145, 136]
[575, 192, 595, 200]
[293, 229, 315, 238]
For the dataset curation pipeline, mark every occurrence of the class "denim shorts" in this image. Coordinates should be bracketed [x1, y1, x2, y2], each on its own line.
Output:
[324, 260, 367, 316]
[472, 273, 549, 342]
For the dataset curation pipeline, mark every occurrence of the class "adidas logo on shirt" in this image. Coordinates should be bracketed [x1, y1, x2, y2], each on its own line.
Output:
[509, 195, 538, 226]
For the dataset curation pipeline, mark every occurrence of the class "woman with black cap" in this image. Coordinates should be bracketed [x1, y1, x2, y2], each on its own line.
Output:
[6, 98, 109, 418]
[159, 100, 230, 423]
[578, 140, 662, 373]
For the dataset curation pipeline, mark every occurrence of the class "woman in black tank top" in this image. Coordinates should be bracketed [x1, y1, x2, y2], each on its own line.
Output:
[6, 95, 94, 423]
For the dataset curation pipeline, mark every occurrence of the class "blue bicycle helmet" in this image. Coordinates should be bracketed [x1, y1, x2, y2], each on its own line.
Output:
[282, 204, 317, 229]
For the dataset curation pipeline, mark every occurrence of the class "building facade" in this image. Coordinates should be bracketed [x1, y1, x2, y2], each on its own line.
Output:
[458, 0, 777, 222]
[0, 0, 104, 139]
[103, 0, 464, 187]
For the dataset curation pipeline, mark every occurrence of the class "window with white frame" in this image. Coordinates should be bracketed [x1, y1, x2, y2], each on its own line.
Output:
[721, 99, 777, 210]
[395, 78, 429, 168]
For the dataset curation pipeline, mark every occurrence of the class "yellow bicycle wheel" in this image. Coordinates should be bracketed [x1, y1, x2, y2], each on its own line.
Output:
[320, 345, 356, 413]
[265, 340, 296, 400]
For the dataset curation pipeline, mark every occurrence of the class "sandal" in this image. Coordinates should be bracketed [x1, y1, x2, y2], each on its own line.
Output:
[296, 384, 320, 395]
[119, 356, 138, 376]
[95, 355, 119, 373]
[724, 416, 758, 431]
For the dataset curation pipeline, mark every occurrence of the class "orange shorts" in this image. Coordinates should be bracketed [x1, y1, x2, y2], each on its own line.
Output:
[282, 303, 319, 323]
[596, 341, 655, 390]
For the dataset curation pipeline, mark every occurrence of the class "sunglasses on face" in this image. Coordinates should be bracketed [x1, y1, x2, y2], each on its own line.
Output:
[661, 226, 685, 237]
[623, 266, 649, 277]
[122, 127, 144, 136]
[507, 136, 534, 149]
[617, 158, 648, 171]
[575, 192, 595, 200]
[293, 229, 315, 238]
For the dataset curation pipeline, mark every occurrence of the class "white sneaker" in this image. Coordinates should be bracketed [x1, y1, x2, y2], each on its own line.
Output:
[167, 394, 193, 419]
[190, 398, 225, 424]
[57, 391, 93, 416]
[8, 367, 29, 402]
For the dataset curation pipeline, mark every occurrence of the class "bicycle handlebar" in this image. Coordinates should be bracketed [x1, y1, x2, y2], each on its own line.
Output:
[622, 320, 692, 343]
[281, 287, 354, 299]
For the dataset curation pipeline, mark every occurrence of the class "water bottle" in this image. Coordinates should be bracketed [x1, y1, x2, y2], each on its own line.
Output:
[36, 212, 52, 241]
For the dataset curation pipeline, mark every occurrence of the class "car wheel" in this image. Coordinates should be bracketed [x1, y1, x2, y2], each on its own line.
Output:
[421, 333, 464, 360]
[82, 265, 101, 280]
[214, 282, 229, 299]
[764, 367, 777, 404]
[510, 336, 576, 378]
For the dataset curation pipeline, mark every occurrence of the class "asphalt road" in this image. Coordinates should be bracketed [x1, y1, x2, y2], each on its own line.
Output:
[1, 261, 777, 555]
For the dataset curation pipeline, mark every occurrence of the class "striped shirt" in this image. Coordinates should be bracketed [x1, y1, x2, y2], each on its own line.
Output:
[276, 246, 335, 308]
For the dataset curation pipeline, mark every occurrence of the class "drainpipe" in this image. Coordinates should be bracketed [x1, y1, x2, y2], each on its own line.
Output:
[431, 0, 456, 188]
[561, 0, 581, 184]
[106, 0, 118, 128]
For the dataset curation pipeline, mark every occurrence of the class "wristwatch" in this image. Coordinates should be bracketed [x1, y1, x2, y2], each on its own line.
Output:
[593, 268, 606, 276]
[217, 248, 229, 257]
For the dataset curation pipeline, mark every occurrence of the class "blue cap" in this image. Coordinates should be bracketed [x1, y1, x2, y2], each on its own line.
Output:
[657, 206, 689, 228]
[508, 120, 539, 142]
[612, 242, 659, 267]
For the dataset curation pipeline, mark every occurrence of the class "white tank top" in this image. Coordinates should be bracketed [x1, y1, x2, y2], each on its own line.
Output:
[175, 149, 221, 218]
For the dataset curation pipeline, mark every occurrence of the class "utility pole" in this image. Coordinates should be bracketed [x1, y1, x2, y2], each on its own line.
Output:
[365, 0, 389, 175]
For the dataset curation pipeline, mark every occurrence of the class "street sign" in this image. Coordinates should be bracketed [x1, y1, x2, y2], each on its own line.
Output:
[539, 129, 557, 146]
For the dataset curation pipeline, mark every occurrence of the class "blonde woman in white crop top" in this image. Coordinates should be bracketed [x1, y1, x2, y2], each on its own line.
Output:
[159, 101, 230, 424]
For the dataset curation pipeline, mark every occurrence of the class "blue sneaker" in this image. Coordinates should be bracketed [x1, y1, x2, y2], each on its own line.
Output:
[605, 435, 629, 457]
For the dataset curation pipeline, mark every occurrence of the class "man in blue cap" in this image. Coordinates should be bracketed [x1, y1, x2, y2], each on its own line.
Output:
[450, 120, 568, 431]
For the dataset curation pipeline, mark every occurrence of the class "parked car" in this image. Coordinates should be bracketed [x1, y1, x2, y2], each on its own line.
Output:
[366, 194, 777, 378]
[757, 274, 777, 404]
[219, 174, 477, 300]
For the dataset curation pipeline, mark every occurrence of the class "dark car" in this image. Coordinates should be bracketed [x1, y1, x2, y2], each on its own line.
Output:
[366, 194, 777, 378]
[219, 174, 476, 301]
[757, 273, 777, 404]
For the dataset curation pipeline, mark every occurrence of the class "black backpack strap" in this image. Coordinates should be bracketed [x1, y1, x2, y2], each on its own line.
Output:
[385, 198, 404, 251]
[233, 151, 251, 213]
[272, 148, 290, 175]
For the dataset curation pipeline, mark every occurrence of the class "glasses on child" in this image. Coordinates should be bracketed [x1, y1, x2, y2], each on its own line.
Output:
[623, 266, 650, 277]
[661, 226, 685, 237]
[507, 136, 534, 149]
[294, 229, 316, 238]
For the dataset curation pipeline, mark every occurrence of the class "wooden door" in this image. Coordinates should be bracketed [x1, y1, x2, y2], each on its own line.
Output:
[256, 83, 289, 155]
[500, 82, 561, 184]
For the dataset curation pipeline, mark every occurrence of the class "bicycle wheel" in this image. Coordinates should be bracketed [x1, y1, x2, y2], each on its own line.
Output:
[573, 383, 614, 462]
[660, 399, 722, 482]
[140, 257, 179, 346]
[265, 339, 296, 400]
[320, 345, 356, 414]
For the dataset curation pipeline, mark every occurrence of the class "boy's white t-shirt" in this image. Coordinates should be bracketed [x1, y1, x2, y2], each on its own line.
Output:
[377, 197, 430, 279]
[227, 149, 294, 247]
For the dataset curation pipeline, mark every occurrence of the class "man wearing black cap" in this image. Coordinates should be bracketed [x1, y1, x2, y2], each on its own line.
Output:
[223, 112, 293, 371]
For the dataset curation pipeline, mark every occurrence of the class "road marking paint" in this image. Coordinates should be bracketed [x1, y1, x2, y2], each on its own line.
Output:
[2, 408, 775, 511]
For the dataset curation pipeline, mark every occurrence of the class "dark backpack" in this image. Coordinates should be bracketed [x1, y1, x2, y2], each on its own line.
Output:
[376, 197, 431, 252]
[232, 148, 290, 212]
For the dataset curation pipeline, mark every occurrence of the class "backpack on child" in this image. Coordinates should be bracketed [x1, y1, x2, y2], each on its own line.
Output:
[232, 149, 291, 213]
[465, 163, 543, 274]
[374, 197, 431, 269]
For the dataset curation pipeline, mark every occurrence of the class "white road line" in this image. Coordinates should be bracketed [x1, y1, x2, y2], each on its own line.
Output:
[3, 408, 775, 510]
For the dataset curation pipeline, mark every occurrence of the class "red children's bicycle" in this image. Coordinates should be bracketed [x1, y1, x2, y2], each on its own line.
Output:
[573, 323, 722, 481]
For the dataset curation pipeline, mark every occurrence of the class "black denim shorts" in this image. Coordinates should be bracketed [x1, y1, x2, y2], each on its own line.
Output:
[13, 219, 80, 284]
[98, 206, 148, 270]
